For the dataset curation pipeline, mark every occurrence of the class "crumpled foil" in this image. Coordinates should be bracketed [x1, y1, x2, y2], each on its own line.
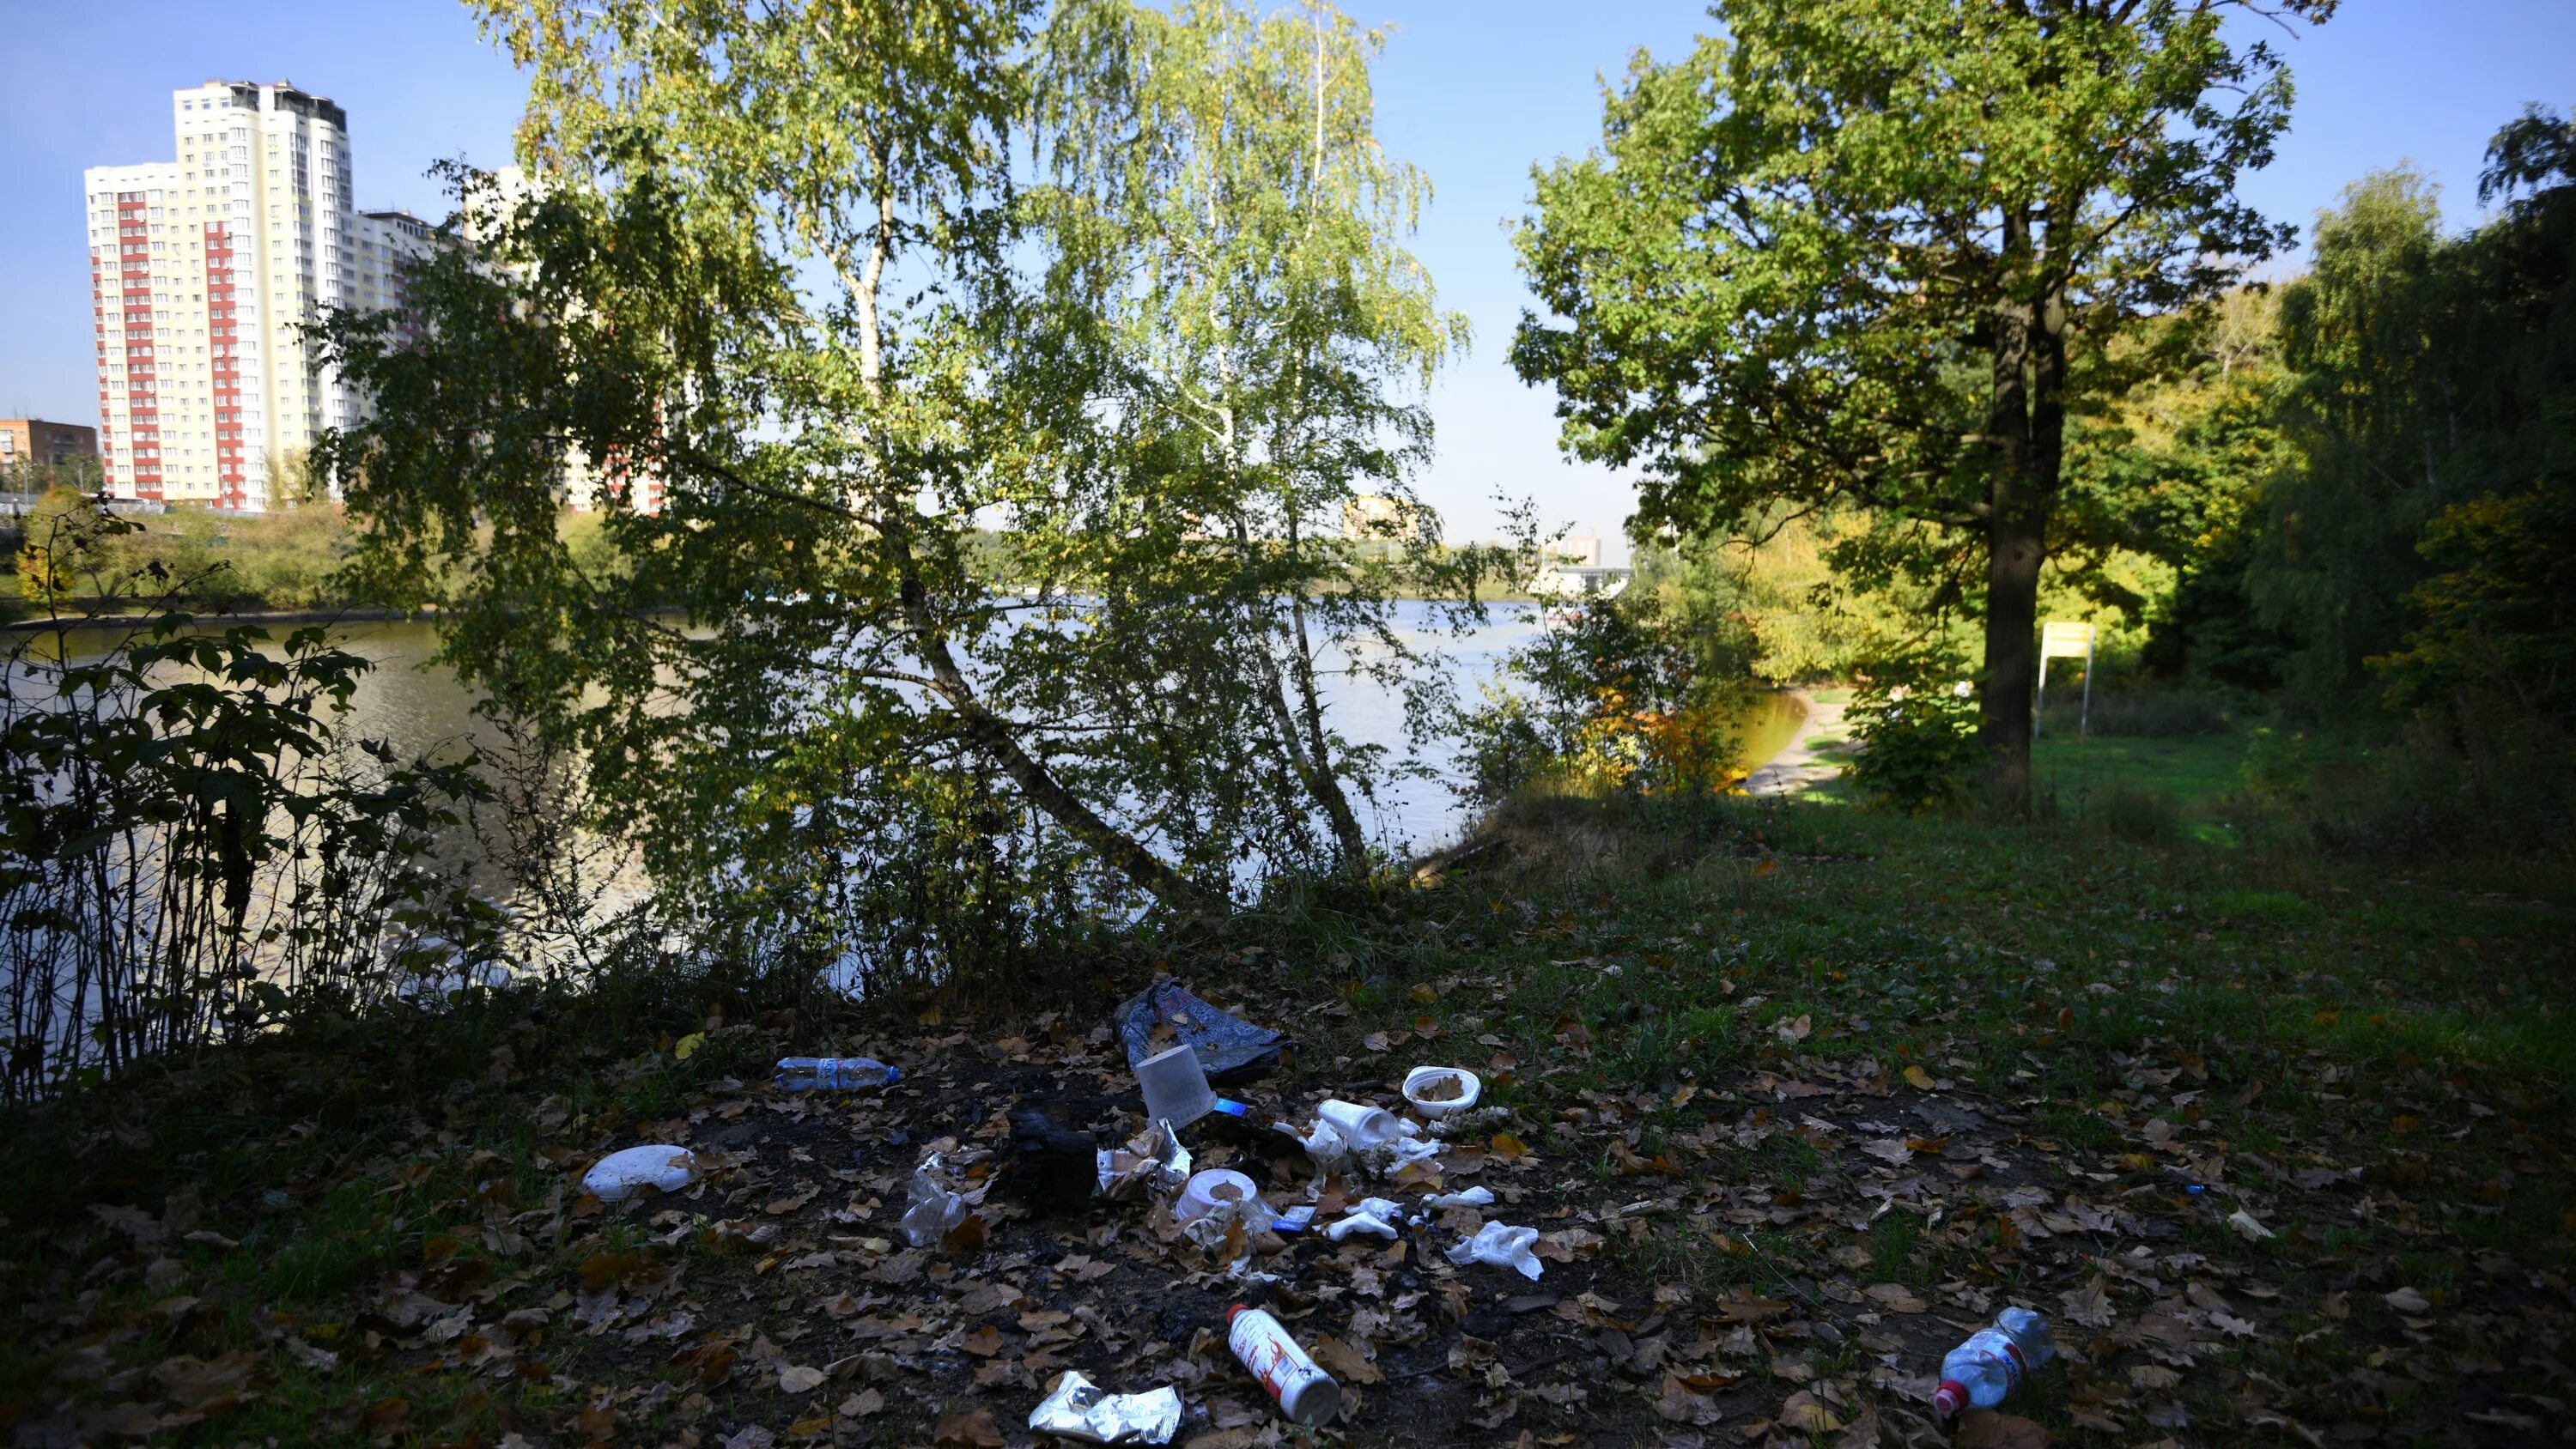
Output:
[1028, 1369, 1182, 1445]
[1096, 1119, 1192, 1200]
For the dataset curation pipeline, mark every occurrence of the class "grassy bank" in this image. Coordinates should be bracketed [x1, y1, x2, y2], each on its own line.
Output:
[6, 786, 2570, 1446]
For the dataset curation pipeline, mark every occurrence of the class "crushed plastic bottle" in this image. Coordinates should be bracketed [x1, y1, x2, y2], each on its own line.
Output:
[1932, 1307, 2057, 1418]
[773, 1056, 900, 1091]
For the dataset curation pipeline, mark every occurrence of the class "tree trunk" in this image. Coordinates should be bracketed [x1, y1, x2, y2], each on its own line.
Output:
[1978, 211, 2040, 814]
[1980, 221, 2069, 817]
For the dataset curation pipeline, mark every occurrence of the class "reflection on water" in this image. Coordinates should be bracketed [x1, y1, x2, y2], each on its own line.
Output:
[39, 601, 1803, 902]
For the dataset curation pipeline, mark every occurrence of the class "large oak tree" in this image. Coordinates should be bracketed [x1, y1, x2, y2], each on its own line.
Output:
[1513, 0, 2329, 808]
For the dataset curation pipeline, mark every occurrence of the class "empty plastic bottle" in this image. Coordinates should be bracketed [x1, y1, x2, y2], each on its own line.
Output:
[1932, 1307, 2057, 1418]
[773, 1057, 900, 1091]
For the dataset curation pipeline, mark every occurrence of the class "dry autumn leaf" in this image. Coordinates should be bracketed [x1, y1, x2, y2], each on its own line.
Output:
[1307, 1332, 1383, 1385]
[1864, 1282, 1927, 1313]
[933, 1407, 1005, 1447]
[1904, 1064, 1937, 1089]
[1957, 1410, 2050, 1449]
[1489, 1131, 1532, 1161]
[1775, 1013, 1814, 1043]
[778, 1364, 825, 1393]
[1778, 1390, 1842, 1432]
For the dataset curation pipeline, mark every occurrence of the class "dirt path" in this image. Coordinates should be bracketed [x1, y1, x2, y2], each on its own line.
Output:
[1743, 687, 1850, 797]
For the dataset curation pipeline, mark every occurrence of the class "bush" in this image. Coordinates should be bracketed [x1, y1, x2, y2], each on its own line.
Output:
[1847, 679, 1984, 813]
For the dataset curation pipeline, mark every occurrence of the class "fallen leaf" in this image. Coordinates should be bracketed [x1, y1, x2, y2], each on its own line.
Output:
[2226, 1207, 2275, 1241]
[1307, 1332, 1383, 1385]
[1775, 1014, 1813, 1043]
[2058, 1280, 2115, 1329]
[1779, 1390, 1842, 1432]
[1904, 1064, 1937, 1090]
[1361, 1032, 1390, 1054]
[1956, 1409, 2050, 1448]
[958, 1325, 1007, 1357]
[779, 1364, 826, 1393]
[837, 1388, 885, 1418]
[1864, 1282, 1927, 1313]
[673, 1031, 706, 1060]
[1489, 1131, 1531, 1161]
[933, 1407, 1005, 1446]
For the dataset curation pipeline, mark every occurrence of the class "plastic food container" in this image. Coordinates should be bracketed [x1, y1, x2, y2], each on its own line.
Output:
[1401, 1066, 1483, 1119]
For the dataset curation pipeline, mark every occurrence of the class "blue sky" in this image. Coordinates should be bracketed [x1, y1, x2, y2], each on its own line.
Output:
[3, 1, 2568, 555]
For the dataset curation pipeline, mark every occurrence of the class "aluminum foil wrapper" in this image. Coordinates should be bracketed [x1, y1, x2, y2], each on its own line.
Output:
[1028, 1369, 1182, 1445]
[1095, 1119, 1192, 1201]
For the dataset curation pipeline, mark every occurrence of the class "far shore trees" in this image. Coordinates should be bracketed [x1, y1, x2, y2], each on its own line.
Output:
[1512, 0, 2333, 809]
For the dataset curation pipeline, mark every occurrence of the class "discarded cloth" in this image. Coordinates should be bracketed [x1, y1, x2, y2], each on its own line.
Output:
[1116, 981, 1289, 1085]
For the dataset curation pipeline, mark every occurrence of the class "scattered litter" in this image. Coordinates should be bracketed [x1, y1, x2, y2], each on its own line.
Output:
[1136, 1044, 1217, 1127]
[1318, 1099, 1401, 1148]
[1097, 1121, 1192, 1202]
[1324, 1211, 1399, 1241]
[900, 1153, 970, 1247]
[1228, 1305, 1342, 1427]
[1426, 1186, 1495, 1209]
[1932, 1307, 2057, 1417]
[1027, 1369, 1182, 1445]
[1447, 1222, 1543, 1280]
[581, 1145, 697, 1202]
[1134, 1043, 1249, 1129]
[1176, 1169, 1260, 1227]
[772, 1055, 899, 1091]
[1273, 1204, 1317, 1234]
[1402, 1065, 1482, 1119]
[1117, 981, 1289, 1084]
[1176, 1177, 1278, 1250]
[1303, 1100, 1443, 1175]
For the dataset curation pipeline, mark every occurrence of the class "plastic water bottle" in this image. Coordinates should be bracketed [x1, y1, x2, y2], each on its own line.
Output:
[1932, 1307, 2056, 1417]
[773, 1057, 900, 1091]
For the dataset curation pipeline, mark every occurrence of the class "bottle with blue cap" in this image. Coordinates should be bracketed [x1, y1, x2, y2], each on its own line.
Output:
[774, 1056, 900, 1091]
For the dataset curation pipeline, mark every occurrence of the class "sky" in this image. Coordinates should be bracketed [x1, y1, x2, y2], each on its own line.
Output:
[3, 1, 2570, 559]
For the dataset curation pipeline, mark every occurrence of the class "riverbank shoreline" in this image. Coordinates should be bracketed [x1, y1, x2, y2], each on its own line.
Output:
[2, 605, 423, 633]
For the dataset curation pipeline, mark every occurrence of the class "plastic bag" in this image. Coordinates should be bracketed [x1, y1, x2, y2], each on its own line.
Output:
[582, 1145, 697, 1201]
[899, 1153, 969, 1247]
[1117, 981, 1289, 1085]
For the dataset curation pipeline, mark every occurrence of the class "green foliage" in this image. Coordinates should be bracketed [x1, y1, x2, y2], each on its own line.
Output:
[2246, 113, 2576, 713]
[1845, 677, 1984, 814]
[315, 0, 1470, 992]
[3, 530, 499, 1100]
[1511, 0, 2318, 807]
[1455, 595, 1716, 804]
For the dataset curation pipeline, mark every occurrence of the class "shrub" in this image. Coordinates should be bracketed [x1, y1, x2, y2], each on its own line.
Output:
[1847, 679, 1983, 813]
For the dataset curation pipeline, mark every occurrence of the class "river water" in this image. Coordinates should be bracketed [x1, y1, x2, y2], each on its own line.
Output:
[33, 599, 1804, 870]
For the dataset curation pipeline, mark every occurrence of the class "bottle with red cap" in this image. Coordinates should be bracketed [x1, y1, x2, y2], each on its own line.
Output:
[1932, 1307, 2056, 1418]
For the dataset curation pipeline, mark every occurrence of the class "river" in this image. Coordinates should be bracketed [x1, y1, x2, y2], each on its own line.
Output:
[30, 599, 1804, 869]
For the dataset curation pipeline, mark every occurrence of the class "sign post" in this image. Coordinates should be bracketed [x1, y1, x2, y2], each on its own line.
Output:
[2036, 621, 2096, 739]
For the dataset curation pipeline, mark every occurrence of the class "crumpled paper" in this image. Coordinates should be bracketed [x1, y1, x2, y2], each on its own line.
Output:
[899, 1152, 969, 1247]
[1325, 1212, 1399, 1241]
[1097, 1120, 1192, 1201]
[1427, 1186, 1495, 1209]
[1029, 1369, 1182, 1445]
[1447, 1222, 1543, 1280]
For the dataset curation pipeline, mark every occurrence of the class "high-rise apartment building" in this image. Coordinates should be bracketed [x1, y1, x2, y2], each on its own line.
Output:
[84, 81, 432, 509]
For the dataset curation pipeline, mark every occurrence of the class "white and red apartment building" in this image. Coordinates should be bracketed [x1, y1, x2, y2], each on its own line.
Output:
[84, 81, 433, 509]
